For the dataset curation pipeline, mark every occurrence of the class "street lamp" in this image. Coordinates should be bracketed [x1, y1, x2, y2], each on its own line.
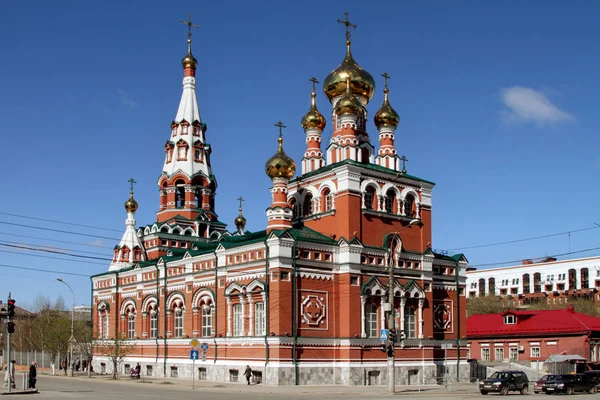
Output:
[386, 218, 421, 393]
[57, 277, 75, 377]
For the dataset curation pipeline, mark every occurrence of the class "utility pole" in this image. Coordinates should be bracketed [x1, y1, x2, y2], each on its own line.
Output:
[5, 292, 12, 393]
[387, 245, 396, 394]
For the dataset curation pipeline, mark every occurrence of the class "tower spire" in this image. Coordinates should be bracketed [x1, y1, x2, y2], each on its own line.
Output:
[234, 196, 247, 235]
[375, 72, 401, 171]
[301, 77, 326, 174]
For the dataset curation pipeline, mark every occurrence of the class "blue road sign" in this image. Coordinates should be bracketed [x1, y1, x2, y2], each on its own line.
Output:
[190, 349, 199, 360]
[380, 329, 389, 341]
[200, 342, 209, 352]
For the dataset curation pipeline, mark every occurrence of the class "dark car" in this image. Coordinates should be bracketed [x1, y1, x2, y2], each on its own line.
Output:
[583, 370, 600, 388]
[534, 375, 551, 394]
[479, 370, 529, 395]
[543, 374, 596, 395]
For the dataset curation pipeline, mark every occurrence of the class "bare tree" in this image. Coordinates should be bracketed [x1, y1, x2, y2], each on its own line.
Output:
[73, 320, 94, 377]
[94, 333, 137, 379]
[29, 296, 70, 375]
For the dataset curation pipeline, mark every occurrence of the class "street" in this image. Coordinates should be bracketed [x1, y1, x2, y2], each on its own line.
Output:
[7, 375, 600, 400]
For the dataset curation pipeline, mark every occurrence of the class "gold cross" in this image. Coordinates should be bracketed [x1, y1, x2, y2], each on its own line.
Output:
[274, 121, 286, 138]
[309, 77, 319, 92]
[337, 11, 357, 42]
[237, 196, 245, 210]
[399, 155, 408, 174]
[127, 178, 137, 193]
[382, 72, 391, 89]
[180, 14, 200, 39]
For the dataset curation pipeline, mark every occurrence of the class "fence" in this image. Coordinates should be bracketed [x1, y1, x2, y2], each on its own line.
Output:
[1, 350, 86, 369]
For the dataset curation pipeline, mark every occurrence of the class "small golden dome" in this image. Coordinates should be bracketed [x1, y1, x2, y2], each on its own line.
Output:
[374, 88, 400, 128]
[334, 76, 364, 116]
[181, 38, 198, 69]
[323, 41, 375, 103]
[124, 192, 139, 213]
[234, 210, 247, 232]
[265, 135, 296, 180]
[301, 90, 326, 130]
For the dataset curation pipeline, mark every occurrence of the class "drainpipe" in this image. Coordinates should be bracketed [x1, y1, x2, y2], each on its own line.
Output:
[455, 258, 460, 382]
[154, 264, 160, 367]
[292, 240, 299, 386]
[264, 239, 270, 368]
[213, 251, 218, 364]
[114, 271, 120, 339]
[163, 263, 167, 377]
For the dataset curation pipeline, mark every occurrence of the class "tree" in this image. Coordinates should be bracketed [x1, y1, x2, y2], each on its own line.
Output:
[94, 333, 137, 379]
[466, 295, 514, 316]
[74, 320, 94, 378]
[29, 295, 70, 375]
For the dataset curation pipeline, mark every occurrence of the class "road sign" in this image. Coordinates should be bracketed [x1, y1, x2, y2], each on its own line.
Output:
[190, 349, 199, 360]
[200, 342, 209, 351]
[201, 351, 207, 362]
[380, 329, 389, 341]
[441, 343, 453, 349]
[189, 339, 199, 349]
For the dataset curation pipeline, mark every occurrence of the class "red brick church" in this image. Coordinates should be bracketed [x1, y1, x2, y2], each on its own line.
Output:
[91, 14, 468, 386]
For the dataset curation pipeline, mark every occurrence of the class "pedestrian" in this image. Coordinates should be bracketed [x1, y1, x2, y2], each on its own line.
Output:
[75, 358, 80, 372]
[28, 362, 37, 389]
[135, 363, 141, 376]
[9, 360, 16, 388]
[244, 365, 252, 385]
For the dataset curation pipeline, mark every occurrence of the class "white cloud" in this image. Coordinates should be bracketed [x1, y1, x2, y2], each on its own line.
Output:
[500, 86, 572, 126]
[117, 89, 138, 107]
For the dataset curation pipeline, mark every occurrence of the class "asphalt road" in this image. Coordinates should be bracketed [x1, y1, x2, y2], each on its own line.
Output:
[7, 375, 600, 400]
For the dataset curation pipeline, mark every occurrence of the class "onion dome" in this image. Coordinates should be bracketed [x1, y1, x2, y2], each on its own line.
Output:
[334, 76, 364, 116]
[181, 38, 198, 69]
[265, 134, 296, 180]
[234, 209, 247, 232]
[301, 89, 326, 130]
[323, 41, 375, 103]
[374, 87, 400, 129]
[124, 191, 139, 213]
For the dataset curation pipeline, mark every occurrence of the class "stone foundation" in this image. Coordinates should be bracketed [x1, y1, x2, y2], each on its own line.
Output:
[92, 357, 470, 386]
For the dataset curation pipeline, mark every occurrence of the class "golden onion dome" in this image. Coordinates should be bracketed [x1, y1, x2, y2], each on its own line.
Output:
[181, 38, 198, 69]
[124, 192, 139, 213]
[323, 41, 375, 103]
[265, 135, 296, 180]
[374, 88, 400, 129]
[334, 76, 364, 116]
[234, 210, 247, 232]
[301, 90, 326, 130]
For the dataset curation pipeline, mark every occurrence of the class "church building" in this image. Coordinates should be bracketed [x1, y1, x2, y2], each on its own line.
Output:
[91, 14, 468, 386]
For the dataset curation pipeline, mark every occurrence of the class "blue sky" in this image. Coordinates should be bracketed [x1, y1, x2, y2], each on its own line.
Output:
[1, 0, 600, 309]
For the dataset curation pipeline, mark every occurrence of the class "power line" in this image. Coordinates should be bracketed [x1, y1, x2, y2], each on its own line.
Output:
[0, 242, 112, 261]
[0, 239, 110, 257]
[0, 221, 120, 241]
[469, 246, 600, 268]
[0, 249, 109, 265]
[0, 232, 115, 249]
[0, 211, 123, 233]
[0, 263, 90, 277]
[446, 225, 600, 251]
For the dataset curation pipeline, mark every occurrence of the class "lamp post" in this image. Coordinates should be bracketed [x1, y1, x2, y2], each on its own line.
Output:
[386, 218, 421, 393]
[57, 277, 75, 377]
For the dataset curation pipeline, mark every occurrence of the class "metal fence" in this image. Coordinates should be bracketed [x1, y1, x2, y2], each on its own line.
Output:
[1, 350, 85, 369]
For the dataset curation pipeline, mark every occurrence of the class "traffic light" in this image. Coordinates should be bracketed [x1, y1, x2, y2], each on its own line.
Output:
[388, 329, 397, 344]
[7, 321, 15, 334]
[7, 299, 15, 319]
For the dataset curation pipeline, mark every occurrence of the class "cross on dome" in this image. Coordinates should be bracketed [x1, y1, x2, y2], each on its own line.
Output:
[382, 72, 391, 89]
[337, 11, 357, 43]
[309, 77, 319, 92]
[128, 177, 137, 194]
[274, 121, 286, 138]
[180, 13, 200, 39]
[237, 196, 245, 210]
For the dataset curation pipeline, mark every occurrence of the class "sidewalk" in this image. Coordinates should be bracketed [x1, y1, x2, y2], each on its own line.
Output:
[43, 372, 477, 397]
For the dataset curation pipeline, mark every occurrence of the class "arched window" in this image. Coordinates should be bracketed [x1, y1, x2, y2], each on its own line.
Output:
[176, 140, 188, 160]
[149, 310, 158, 339]
[404, 306, 416, 338]
[255, 302, 265, 336]
[175, 180, 185, 208]
[384, 189, 395, 213]
[365, 304, 378, 338]
[364, 187, 376, 210]
[165, 143, 173, 163]
[290, 198, 300, 220]
[195, 189, 202, 208]
[127, 313, 136, 339]
[201, 306, 212, 337]
[489, 277, 496, 295]
[193, 141, 203, 162]
[523, 274, 530, 294]
[174, 308, 183, 338]
[404, 194, 415, 217]
[303, 193, 313, 216]
[478, 278, 486, 297]
[233, 304, 242, 336]
[101, 313, 109, 339]
[160, 226, 169, 233]
[322, 188, 332, 212]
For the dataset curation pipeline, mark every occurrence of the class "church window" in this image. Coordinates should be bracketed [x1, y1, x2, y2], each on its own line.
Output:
[193, 141, 203, 162]
[195, 190, 202, 208]
[202, 306, 212, 337]
[181, 122, 188, 135]
[175, 183, 185, 208]
[385, 189, 395, 213]
[303, 193, 313, 216]
[233, 304, 242, 336]
[171, 124, 177, 137]
[404, 306, 416, 338]
[322, 188, 333, 211]
[255, 302, 265, 336]
[404, 194, 415, 217]
[149, 310, 158, 339]
[364, 187, 376, 210]
[365, 304, 378, 337]
[177, 144, 188, 160]
[174, 309, 183, 338]
[165, 144, 173, 163]
[127, 313, 136, 339]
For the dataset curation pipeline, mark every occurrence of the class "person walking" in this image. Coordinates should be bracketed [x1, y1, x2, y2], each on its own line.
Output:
[244, 365, 252, 385]
[28, 362, 37, 389]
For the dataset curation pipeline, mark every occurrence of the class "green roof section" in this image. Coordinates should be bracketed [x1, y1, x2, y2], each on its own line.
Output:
[292, 159, 435, 185]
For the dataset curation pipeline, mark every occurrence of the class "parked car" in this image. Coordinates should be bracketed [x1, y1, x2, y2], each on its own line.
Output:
[479, 370, 529, 395]
[543, 374, 596, 395]
[534, 375, 551, 394]
[583, 370, 600, 388]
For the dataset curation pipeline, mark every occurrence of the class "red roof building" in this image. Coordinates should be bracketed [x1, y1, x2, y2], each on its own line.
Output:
[467, 305, 600, 364]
